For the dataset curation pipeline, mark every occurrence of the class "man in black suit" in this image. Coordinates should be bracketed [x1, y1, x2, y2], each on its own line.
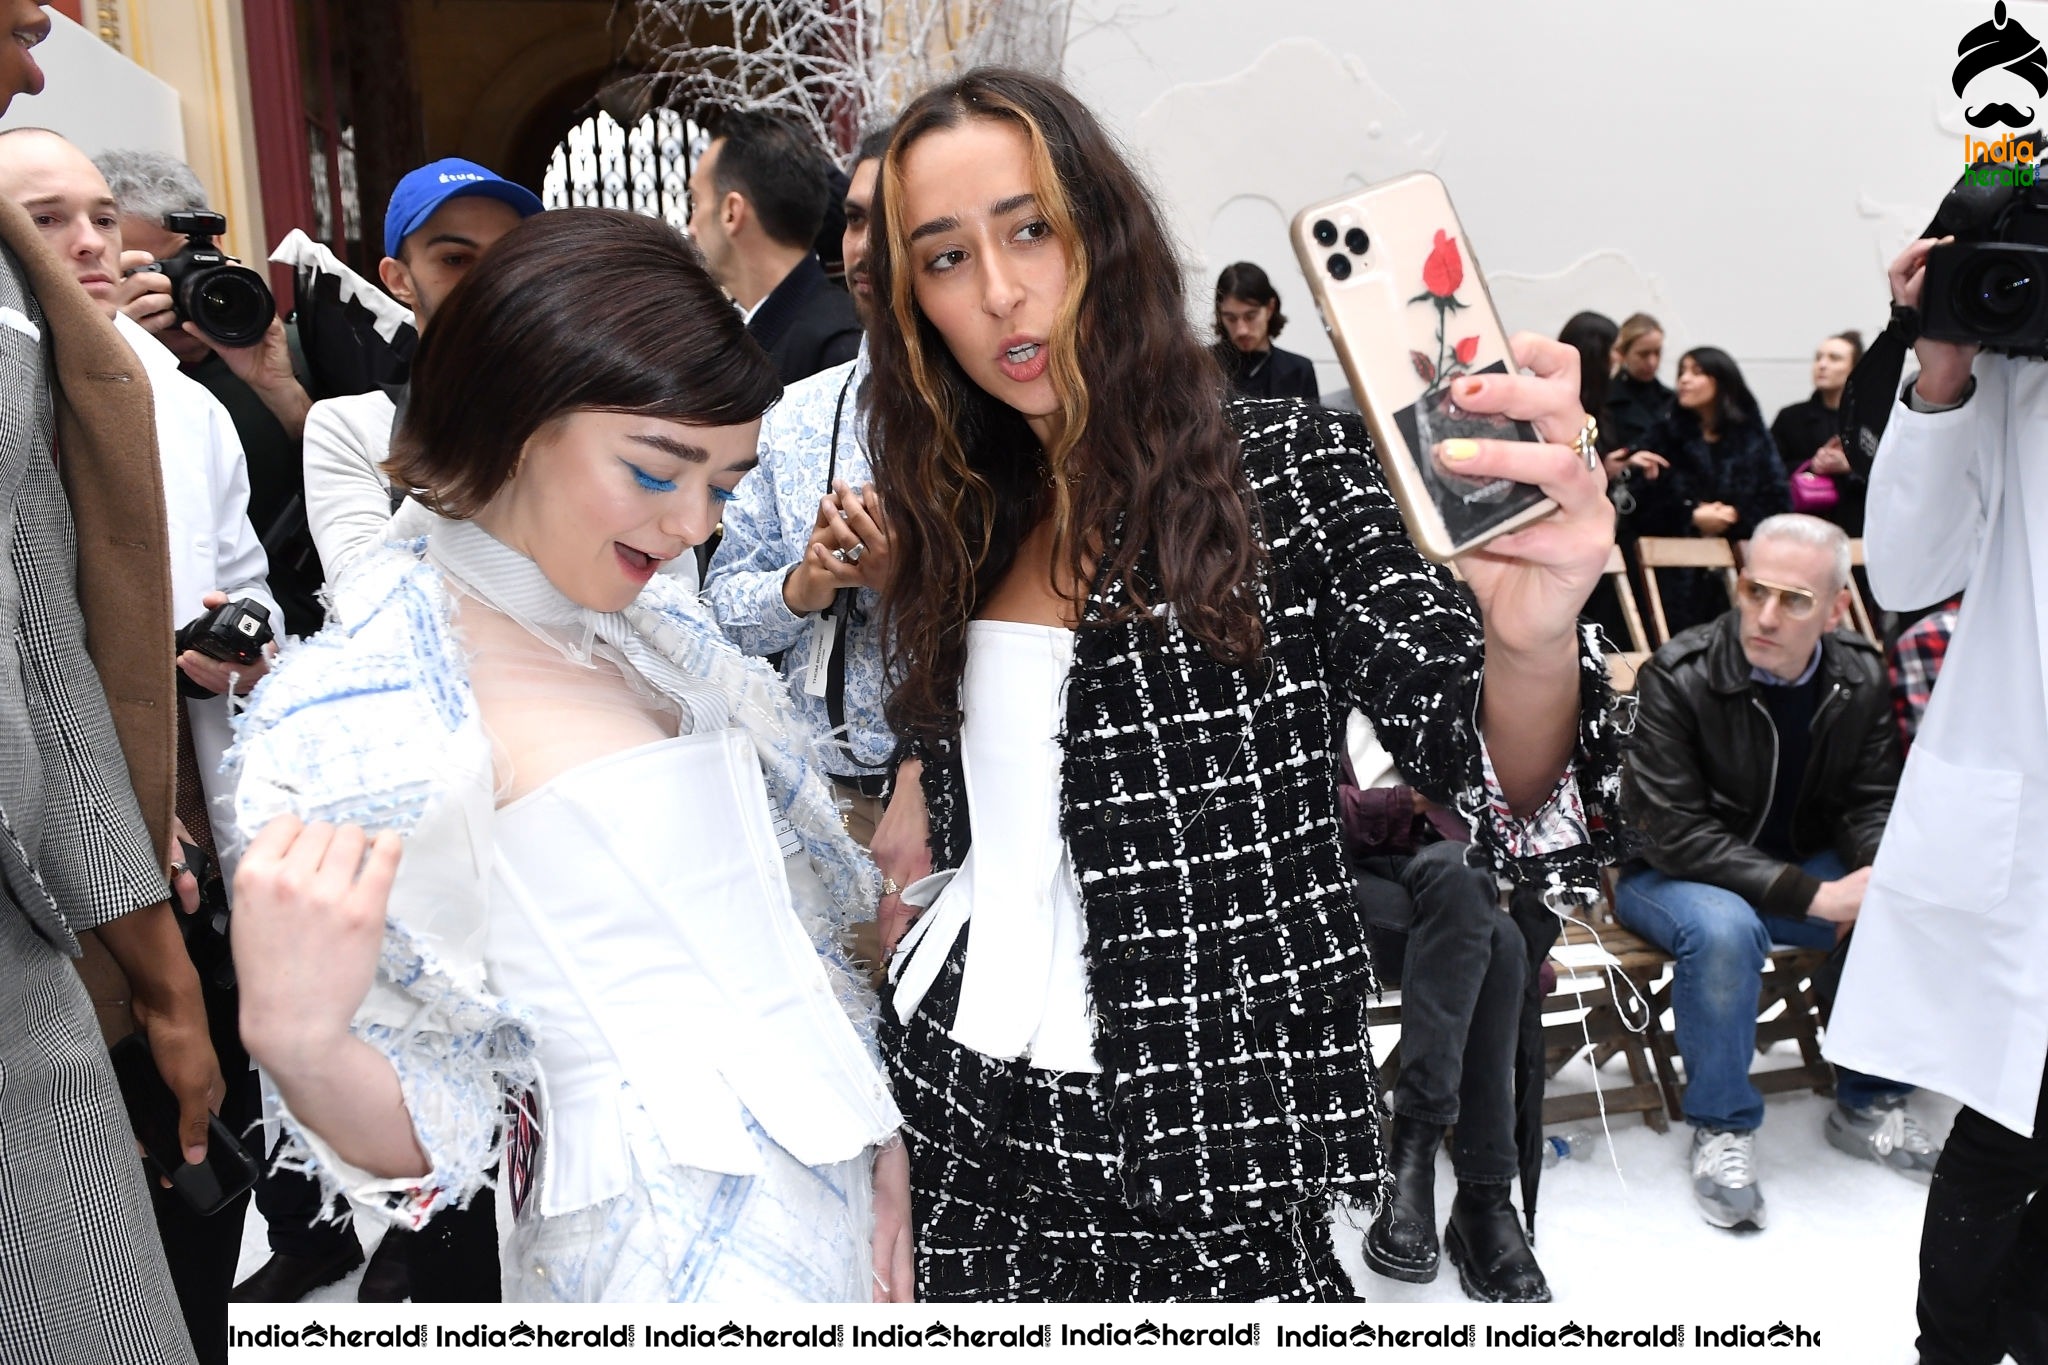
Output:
[687, 110, 859, 385]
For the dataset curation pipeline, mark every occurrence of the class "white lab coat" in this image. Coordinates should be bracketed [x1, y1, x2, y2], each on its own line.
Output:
[114, 313, 278, 885]
[1824, 353, 2048, 1137]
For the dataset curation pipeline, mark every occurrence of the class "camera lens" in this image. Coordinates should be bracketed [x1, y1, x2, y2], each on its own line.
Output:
[180, 263, 275, 348]
[1312, 218, 1338, 247]
[1326, 253, 1352, 281]
[1345, 227, 1370, 255]
[1954, 250, 2041, 333]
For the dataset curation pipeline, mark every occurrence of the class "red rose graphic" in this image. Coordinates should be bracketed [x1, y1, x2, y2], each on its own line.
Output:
[1422, 229, 1463, 299]
[1454, 335, 1479, 366]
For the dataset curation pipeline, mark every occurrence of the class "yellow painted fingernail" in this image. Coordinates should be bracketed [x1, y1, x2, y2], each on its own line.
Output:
[1441, 439, 1480, 462]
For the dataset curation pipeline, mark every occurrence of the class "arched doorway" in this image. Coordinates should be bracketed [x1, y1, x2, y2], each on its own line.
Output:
[540, 108, 700, 232]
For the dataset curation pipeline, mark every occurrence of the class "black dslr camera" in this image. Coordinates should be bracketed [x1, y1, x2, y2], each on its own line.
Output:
[1920, 134, 2048, 356]
[174, 597, 272, 699]
[149, 211, 276, 348]
[175, 838, 235, 992]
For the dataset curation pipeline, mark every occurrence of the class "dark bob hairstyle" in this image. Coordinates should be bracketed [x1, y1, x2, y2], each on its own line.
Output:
[388, 206, 780, 518]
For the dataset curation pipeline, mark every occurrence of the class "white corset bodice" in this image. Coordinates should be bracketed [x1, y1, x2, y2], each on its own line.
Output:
[890, 619, 1099, 1073]
[487, 728, 897, 1217]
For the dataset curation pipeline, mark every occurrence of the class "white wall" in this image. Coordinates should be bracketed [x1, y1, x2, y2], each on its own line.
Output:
[1062, 0, 2002, 420]
[0, 13, 184, 159]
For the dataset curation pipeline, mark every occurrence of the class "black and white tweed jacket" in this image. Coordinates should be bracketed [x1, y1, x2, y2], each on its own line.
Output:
[902, 399, 1625, 1217]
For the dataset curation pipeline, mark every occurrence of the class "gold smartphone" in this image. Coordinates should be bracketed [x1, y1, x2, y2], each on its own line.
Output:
[1291, 172, 1555, 561]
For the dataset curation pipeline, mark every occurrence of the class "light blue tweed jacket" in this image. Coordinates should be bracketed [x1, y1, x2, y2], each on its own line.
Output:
[229, 519, 883, 1227]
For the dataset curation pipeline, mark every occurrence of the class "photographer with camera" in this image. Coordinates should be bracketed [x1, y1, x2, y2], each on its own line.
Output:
[0, 127, 279, 1365]
[98, 150, 323, 640]
[1822, 226, 2048, 1365]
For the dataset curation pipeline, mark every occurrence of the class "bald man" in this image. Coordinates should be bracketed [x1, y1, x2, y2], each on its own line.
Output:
[0, 128, 279, 813]
[0, 126, 276, 1365]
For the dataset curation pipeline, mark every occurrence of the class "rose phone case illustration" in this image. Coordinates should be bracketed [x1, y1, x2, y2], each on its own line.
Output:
[1291, 172, 1554, 561]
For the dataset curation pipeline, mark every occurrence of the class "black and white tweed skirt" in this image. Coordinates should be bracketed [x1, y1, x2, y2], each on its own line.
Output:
[881, 938, 1358, 1303]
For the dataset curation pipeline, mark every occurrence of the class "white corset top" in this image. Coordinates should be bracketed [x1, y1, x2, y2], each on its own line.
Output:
[487, 729, 898, 1217]
[889, 620, 1099, 1073]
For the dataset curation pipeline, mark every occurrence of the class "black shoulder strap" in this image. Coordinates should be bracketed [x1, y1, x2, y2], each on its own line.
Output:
[1839, 319, 1911, 473]
[822, 369, 870, 765]
[824, 366, 853, 488]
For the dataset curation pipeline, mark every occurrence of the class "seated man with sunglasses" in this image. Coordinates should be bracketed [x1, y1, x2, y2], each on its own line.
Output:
[1616, 512, 1937, 1232]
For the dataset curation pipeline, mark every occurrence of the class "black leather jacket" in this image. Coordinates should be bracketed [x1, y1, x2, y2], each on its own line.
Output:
[1621, 612, 1901, 917]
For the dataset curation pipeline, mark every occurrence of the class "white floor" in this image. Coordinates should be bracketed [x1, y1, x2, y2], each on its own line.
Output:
[1338, 1045, 1956, 1349]
[237, 1044, 1955, 1349]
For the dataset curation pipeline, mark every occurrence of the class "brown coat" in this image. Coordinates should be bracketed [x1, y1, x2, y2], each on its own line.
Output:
[0, 198, 179, 1040]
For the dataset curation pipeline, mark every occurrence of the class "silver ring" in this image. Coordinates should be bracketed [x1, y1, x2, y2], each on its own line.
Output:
[843, 542, 865, 565]
[169, 861, 189, 877]
[880, 876, 902, 898]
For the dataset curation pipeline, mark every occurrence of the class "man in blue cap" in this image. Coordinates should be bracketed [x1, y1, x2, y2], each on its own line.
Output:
[238, 157, 539, 1307]
[300, 157, 541, 583]
[375, 157, 544, 330]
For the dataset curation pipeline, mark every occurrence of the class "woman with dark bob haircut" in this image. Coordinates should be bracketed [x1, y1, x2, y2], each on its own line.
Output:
[228, 208, 913, 1303]
[862, 69, 1624, 1302]
[1211, 260, 1319, 402]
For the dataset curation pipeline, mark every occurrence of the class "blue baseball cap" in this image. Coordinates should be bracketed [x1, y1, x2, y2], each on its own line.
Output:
[382, 158, 544, 259]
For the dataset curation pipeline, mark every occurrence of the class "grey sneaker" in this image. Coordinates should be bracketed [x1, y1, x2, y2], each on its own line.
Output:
[1691, 1127, 1768, 1230]
[1825, 1094, 1942, 1181]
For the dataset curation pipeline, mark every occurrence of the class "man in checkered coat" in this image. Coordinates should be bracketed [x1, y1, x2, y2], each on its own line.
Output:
[0, 6, 219, 1362]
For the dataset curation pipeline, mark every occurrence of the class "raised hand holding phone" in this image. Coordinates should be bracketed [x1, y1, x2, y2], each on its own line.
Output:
[1430, 334, 1615, 659]
[1292, 172, 1565, 560]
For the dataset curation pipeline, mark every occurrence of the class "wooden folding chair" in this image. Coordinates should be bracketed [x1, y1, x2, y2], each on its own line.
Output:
[1633, 537, 1739, 645]
[1541, 874, 1684, 1133]
[1542, 877, 1837, 1131]
[1602, 544, 1652, 689]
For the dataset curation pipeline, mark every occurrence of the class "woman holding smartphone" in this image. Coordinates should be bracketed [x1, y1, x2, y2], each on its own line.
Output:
[226, 209, 911, 1303]
[864, 68, 1623, 1301]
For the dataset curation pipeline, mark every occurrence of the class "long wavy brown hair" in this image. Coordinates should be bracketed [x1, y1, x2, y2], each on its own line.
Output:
[868, 68, 1265, 745]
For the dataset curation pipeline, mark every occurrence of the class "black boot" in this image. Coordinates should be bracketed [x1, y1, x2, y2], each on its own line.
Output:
[1363, 1117, 1442, 1283]
[229, 1242, 364, 1303]
[357, 1227, 413, 1303]
[1445, 1181, 1552, 1303]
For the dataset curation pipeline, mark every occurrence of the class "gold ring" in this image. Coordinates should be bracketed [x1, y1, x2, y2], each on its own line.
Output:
[1571, 414, 1601, 472]
[880, 876, 902, 898]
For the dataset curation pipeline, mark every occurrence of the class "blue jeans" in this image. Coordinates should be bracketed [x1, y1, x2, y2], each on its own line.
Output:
[1613, 850, 1911, 1132]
